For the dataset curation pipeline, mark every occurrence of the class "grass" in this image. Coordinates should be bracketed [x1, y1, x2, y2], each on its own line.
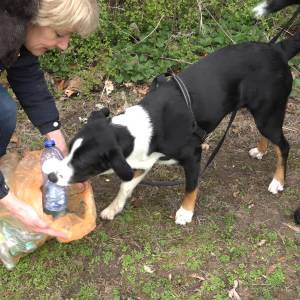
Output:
[2, 193, 299, 299]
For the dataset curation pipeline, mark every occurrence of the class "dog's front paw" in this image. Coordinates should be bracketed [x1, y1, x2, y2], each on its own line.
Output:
[100, 206, 118, 220]
[249, 147, 265, 160]
[175, 207, 193, 225]
[268, 178, 284, 194]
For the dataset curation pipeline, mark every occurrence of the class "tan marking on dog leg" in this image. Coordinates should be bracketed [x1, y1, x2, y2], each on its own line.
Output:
[182, 189, 198, 211]
[175, 189, 198, 225]
[268, 145, 285, 194]
[257, 136, 268, 154]
[274, 145, 284, 184]
[249, 136, 269, 159]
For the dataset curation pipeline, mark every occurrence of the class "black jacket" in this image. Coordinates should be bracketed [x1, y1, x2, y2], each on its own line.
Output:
[0, 50, 60, 199]
[2, 47, 60, 135]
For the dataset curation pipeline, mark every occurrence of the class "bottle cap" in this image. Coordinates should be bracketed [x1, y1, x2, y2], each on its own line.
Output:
[44, 139, 55, 148]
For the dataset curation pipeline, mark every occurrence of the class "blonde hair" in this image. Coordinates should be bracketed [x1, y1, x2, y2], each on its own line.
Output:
[33, 0, 99, 36]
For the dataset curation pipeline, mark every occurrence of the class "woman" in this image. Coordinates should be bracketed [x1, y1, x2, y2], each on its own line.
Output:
[0, 0, 99, 238]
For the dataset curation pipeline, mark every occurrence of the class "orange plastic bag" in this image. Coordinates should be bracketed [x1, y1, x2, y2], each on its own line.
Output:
[0, 151, 96, 268]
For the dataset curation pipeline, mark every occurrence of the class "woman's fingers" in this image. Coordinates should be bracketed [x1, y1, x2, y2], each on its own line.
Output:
[1, 192, 68, 239]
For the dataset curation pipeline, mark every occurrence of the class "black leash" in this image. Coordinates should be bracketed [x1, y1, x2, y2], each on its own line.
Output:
[141, 72, 237, 187]
[269, 5, 300, 44]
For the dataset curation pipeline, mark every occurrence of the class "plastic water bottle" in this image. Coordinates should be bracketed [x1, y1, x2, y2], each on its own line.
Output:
[0, 218, 45, 270]
[41, 139, 68, 217]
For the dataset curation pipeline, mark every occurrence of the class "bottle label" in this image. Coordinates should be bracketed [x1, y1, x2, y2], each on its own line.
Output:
[43, 183, 67, 216]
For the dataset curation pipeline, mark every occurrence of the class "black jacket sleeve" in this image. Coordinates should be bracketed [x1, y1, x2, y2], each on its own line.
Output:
[6, 47, 61, 135]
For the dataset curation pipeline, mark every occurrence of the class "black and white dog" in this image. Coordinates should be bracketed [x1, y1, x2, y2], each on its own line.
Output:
[253, 0, 300, 17]
[48, 32, 300, 225]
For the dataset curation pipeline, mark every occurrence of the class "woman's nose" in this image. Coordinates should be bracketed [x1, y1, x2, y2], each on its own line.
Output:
[57, 36, 70, 50]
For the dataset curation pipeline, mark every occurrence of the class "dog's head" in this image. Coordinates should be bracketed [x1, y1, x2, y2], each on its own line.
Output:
[48, 108, 134, 186]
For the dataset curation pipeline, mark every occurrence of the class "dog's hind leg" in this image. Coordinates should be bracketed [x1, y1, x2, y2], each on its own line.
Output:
[175, 156, 200, 225]
[249, 136, 269, 160]
[268, 142, 289, 194]
[100, 169, 151, 220]
[253, 115, 289, 194]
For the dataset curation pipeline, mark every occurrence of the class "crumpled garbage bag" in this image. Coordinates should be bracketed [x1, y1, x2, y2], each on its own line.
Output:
[0, 151, 96, 269]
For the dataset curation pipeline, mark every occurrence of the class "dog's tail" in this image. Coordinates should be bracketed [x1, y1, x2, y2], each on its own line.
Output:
[275, 31, 300, 60]
[253, 0, 300, 17]
[294, 207, 300, 224]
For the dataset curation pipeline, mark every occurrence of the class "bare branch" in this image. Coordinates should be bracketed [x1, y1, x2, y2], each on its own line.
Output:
[197, 0, 205, 33]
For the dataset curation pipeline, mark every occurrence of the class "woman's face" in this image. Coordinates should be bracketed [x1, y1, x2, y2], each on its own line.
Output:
[25, 24, 71, 56]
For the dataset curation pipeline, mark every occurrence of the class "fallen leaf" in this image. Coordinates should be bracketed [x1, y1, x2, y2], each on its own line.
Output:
[144, 265, 154, 274]
[67, 77, 81, 90]
[116, 100, 130, 115]
[95, 103, 104, 110]
[286, 102, 295, 113]
[65, 88, 80, 98]
[104, 80, 114, 96]
[124, 82, 134, 88]
[64, 77, 82, 98]
[228, 280, 241, 300]
[135, 85, 149, 96]
[56, 79, 66, 91]
[190, 273, 205, 281]
[233, 191, 239, 198]
[283, 222, 300, 233]
[257, 239, 267, 247]
[78, 117, 88, 124]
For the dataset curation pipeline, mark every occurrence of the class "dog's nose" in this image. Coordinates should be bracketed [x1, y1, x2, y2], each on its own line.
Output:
[48, 172, 58, 183]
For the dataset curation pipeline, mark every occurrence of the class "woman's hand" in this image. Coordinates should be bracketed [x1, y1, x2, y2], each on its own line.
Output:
[45, 129, 68, 156]
[0, 191, 68, 239]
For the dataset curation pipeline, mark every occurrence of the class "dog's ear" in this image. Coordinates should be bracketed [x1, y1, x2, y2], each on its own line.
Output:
[88, 108, 110, 122]
[109, 149, 134, 181]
